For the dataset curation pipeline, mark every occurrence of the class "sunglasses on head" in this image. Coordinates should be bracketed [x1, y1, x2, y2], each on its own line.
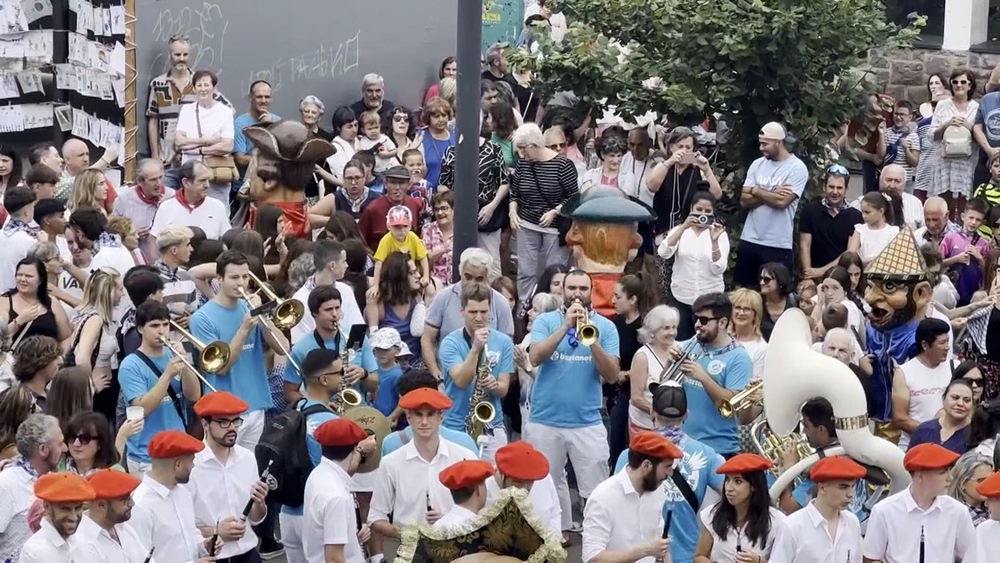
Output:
[827, 164, 849, 176]
[66, 434, 96, 445]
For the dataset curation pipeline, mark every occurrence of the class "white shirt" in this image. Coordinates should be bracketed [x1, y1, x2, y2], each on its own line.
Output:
[187, 444, 262, 558]
[325, 137, 357, 187]
[0, 465, 36, 562]
[150, 195, 231, 240]
[770, 501, 862, 563]
[0, 229, 37, 294]
[658, 225, 729, 305]
[484, 474, 561, 537]
[739, 337, 768, 379]
[368, 437, 478, 528]
[130, 474, 204, 563]
[898, 356, 953, 449]
[699, 504, 786, 561]
[862, 487, 975, 563]
[854, 223, 900, 264]
[303, 457, 364, 563]
[620, 152, 659, 206]
[90, 244, 137, 277]
[17, 518, 77, 563]
[431, 505, 479, 531]
[968, 519, 1000, 563]
[175, 101, 235, 165]
[850, 192, 923, 231]
[582, 469, 666, 563]
[291, 279, 364, 345]
[74, 514, 153, 563]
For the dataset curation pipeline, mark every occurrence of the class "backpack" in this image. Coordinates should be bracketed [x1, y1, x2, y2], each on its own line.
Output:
[255, 399, 332, 507]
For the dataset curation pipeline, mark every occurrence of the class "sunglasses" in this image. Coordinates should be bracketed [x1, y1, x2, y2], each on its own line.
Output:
[66, 434, 96, 445]
[694, 315, 721, 326]
[393, 115, 409, 122]
[966, 378, 983, 387]
[546, 142, 567, 150]
[827, 164, 849, 176]
[759, 275, 774, 283]
[952, 79, 970, 85]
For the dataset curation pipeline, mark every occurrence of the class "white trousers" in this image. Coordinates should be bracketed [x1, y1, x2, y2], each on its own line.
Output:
[479, 426, 509, 462]
[524, 421, 608, 530]
[125, 458, 151, 478]
[237, 409, 266, 451]
[279, 511, 305, 563]
[477, 229, 502, 279]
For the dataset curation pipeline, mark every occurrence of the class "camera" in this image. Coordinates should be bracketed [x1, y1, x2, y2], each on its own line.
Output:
[696, 214, 715, 226]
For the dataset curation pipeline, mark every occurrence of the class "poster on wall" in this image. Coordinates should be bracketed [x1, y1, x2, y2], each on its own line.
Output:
[481, 0, 523, 53]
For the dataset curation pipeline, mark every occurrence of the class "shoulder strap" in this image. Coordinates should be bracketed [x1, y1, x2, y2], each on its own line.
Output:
[314, 330, 326, 350]
[396, 428, 411, 446]
[134, 350, 186, 424]
[669, 470, 700, 513]
[195, 103, 203, 137]
[301, 403, 332, 417]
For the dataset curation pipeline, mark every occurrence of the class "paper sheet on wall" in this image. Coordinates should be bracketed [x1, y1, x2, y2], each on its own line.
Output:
[87, 114, 100, 145]
[23, 30, 52, 62]
[0, 37, 24, 59]
[54, 103, 70, 131]
[67, 33, 86, 65]
[0, 0, 29, 34]
[54, 63, 72, 90]
[112, 75, 123, 108]
[75, 0, 89, 34]
[101, 7, 111, 37]
[92, 42, 109, 73]
[0, 72, 17, 99]
[0, 105, 23, 132]
[15, 69, 40, 94]
[71, 107, 87, 137]
[21, 0, 52, 24]
[110, 41, 124, 76]
[110, 5, 123, 35]
[21, 103, 53, 129]
[67, 0, 78, 13]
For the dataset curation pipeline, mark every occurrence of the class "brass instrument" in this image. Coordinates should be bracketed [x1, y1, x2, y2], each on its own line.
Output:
[648, 340, 703, 392]
[718, 380, 763, 418]
[169, 321, 231, 374]
[466, 343, 496, 442]
[333, 387, 363, 415]
[750, 417, 812, 477]
[236, 285, 302, 376]
[574, 300, 598, 346]
[242, 269, 305, 330]
[157, 337, 219, 393]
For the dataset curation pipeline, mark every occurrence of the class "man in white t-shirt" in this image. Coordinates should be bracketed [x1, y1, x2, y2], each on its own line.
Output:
[291, 240, 364, 344]
[0, 187, 39, 293]
[149, 160, 230, 244]
[736, 122, 808, 287]
[68, 208, 135, 277]
[892, 318, 953, 449]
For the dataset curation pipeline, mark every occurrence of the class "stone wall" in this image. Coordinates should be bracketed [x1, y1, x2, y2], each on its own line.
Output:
[876, 48, 1000, 104]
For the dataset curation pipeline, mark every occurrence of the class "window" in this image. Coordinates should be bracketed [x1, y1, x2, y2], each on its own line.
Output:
[885, 0, 946, 46]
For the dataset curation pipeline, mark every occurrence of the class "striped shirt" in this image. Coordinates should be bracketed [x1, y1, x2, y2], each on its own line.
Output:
[154, 260, 198, 317]
[510, 155, 578, 226]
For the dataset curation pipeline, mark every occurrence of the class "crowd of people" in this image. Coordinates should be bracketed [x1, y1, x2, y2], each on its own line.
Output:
[2, 1, 1000, 562]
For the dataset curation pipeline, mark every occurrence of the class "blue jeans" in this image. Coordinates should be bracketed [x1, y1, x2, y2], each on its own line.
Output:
[163, 165, 182, 189]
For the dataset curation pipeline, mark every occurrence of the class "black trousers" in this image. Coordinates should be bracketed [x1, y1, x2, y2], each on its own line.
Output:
[733, 240, 793, 289]
[215, 549, 261, 563]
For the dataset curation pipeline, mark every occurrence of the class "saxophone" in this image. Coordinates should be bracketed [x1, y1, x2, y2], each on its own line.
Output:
[330, 322, 362, 415]
[465, 342, 496, 441]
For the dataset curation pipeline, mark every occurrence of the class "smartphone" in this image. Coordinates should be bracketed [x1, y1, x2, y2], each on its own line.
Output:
[680, 152, 697, 165]
[346, 324, 367, 351]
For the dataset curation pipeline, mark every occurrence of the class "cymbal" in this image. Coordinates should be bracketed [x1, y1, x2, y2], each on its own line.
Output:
[343, 406, 392, 473]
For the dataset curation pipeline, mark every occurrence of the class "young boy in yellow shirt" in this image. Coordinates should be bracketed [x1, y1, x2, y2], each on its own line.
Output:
[371, 205, 430, 292]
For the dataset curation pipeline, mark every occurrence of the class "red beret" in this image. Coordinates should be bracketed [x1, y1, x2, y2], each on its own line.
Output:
[398, 388, 453, 411]
[495, 442, 550, 481]
[629, 431, 682, 460]
[439, 460, 495, 491]
[194, 391, 248, 418]
[87, 469, 142, 500]
[809, 456, 867, 483]
[903, 443, 960, 472]
[716, 453, 773, 475]
[314, 418, 368, 447]
[975, 471, 1000, 498]
[147, 430, 205, 459]
[34, 472, 96, 503]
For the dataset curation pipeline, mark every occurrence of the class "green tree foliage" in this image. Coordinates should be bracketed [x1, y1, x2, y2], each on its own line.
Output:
[513, 0, 924, 191]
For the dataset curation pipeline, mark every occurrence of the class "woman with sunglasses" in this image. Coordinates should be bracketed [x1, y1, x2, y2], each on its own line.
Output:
[946, 450, 993, 526]
[61, 412, 132, 475]
[0, 386, 39, 460]
[930, 68, 979, 212]
[909, 379, 975, 454]
[757, 262, 796, 341]
[915, 74, 951, 198]
[955, 360, 987, 404]
[386, 106, 421, 164]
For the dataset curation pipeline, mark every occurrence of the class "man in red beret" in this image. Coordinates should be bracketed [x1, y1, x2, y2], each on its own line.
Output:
[582, 431, 680, 563]
[187, 391, 269, 561]
[18, 472, 95, 562]
[303, 418, 372, 563]
[75, 469, 152, 563]
[432, 459, 495, 531]
[130, 430, 219, 563]
[485, 441, 561, 537]
[368, 387, 478, 560]
[970, 471, 1000, 561]
[864, 443, 975, 562]
[771, 456, 865, 562]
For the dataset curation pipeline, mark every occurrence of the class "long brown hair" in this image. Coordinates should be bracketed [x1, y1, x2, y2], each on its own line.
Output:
[378, 252, 418, 306]
[47, 367, 94, 432]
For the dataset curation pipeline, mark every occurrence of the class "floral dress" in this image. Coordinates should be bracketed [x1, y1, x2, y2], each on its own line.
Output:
[930, 98, 979, 198]
[422, 220, 453, 286]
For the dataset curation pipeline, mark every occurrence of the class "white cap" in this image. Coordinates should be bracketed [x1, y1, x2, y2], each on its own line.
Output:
[758, 122, 787, 141]
[371, 327, 411, 357]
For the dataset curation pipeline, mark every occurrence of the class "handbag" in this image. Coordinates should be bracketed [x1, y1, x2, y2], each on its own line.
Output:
[196, 104, 239, 183]
[943, 124, 973, 158]
[528, 161, 572, 246]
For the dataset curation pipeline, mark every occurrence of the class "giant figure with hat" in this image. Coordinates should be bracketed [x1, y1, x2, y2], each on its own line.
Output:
[863, 228, 933, 440]
[242, 120, 336, 238]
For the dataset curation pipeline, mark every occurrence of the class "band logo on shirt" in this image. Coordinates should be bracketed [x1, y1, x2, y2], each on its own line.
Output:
[661, 449, 707, 503]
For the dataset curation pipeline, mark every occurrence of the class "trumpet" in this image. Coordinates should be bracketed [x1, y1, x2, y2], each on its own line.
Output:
[158, 337, 219, 393]
[649, 340, 703, 392]
[718, 380, 763, 418]
[574, 300, 598, 346]
[241, 269, 305, 330]
[236, 285, 302, 376]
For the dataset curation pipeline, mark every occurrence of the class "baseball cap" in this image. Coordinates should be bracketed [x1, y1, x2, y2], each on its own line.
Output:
[652, 382, 687, 418]
[384, 165, 410, 181]
[387, 205, 412, 228]
[758, 122, 787, 141]
[371, 327, 411, 357]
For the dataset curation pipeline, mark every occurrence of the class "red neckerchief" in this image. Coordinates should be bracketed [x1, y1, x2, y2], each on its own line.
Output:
[175, 188, 205, 212]
[134, 185, 161, 206]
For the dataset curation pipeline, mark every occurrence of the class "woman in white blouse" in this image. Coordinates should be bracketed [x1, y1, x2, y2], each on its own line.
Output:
[813, 267, 864, 337]
[513, 292, 561, 441]
[317, 106, 359, 190]
[657, 190, 728, 340]
[695, 453, 787, 563]
[730, 289, 767, 378]
[628, 305, 678, 435]
[173, 69, 234, 205]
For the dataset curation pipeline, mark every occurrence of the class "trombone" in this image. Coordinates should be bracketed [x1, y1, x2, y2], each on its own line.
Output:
[240, 270, 305, 331]
[157, 321, 231, 392]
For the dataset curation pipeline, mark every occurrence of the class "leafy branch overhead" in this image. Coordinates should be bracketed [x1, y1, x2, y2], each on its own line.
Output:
[513, 0, 924, 181]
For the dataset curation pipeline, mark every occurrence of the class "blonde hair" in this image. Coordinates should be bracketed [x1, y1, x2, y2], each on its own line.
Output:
[438, 76, 457, 108]
[729, 288, 764, 338]
[67, 170, 105, 211]
[359, 109, 380, 129]
[29, 241, 60, 263]
[107, 216, 133, 240]
[77, 267, 120, 324]
[156, 226, 193, 250]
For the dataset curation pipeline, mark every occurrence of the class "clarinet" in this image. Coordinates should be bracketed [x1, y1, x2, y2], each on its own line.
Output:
[919, 526, 925, 563]
[241, 459, 274, 521]
[426, 490, 433, 512]
[142, 546, 154, 563]
[208, 519, 220, 557]
[354, 493, 371, 559]
[655, 510, 673, 563]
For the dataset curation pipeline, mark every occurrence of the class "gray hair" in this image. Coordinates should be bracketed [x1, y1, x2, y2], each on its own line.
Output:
[486, 43, 505, 66]
[948, 450, 992, 504]
[493, 80, 515, 105]
[532, 292, 562, 314]
[362, 73, 384, 89]
[135, 158, 163, 182]
[29, 241, 60, 263]
[638, 305, 680, 344]
[459, 248, 495, 281]
[299, 95, 325, 114]
[512, 123, 544, 150]
[15, 413, 57, 459]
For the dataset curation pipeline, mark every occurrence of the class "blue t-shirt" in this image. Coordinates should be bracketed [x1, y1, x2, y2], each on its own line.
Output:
[119, 349, 186, 463]
[190, 300, 273, 412]
[528, 310, 619, 428]
[614, 435, 725, 563]
[281, 398, 338, 516]
[679, 339, 752, 454]
[371, 364, 403, 417]
[421, 131, 455, 187]
[380, 426, 479, 458]
[976, 92, 1000, 148]
[439, 328, 514, 432]
[233, 112, 280, 181]
[282, 330, 377, 388]
[742, 154, 808, 249]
